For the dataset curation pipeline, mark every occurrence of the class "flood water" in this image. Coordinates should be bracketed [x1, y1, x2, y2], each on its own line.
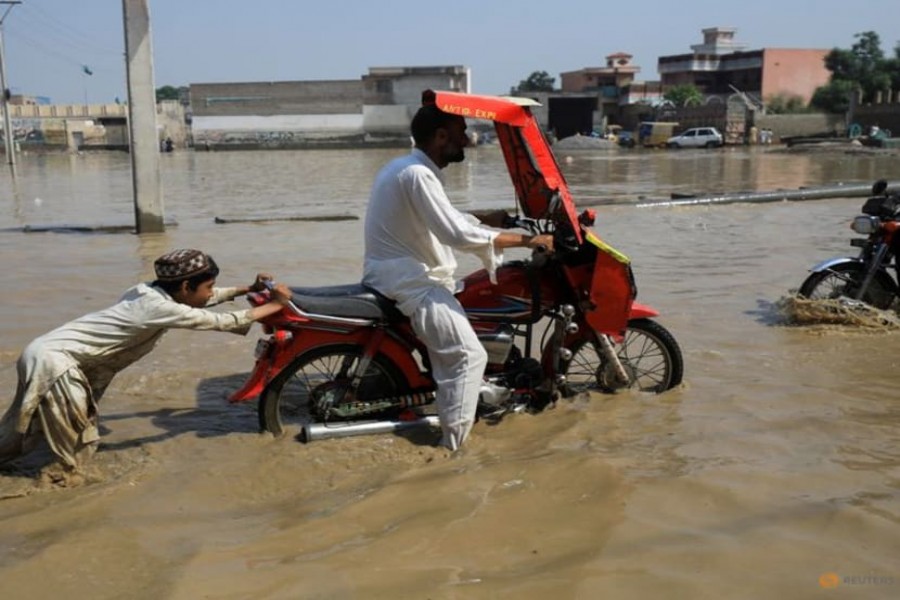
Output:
[1, 145, 899, 599]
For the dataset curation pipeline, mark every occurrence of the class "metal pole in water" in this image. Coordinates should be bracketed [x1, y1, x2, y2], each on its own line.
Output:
[635, 182, 900, 209]
[301, 416, 441, 443]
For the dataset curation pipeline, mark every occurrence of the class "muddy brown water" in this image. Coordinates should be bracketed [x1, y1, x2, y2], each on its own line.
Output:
[1, 146, 899, 599]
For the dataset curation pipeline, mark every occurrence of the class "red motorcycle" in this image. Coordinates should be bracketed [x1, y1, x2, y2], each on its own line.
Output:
[230, 90, 683, 441]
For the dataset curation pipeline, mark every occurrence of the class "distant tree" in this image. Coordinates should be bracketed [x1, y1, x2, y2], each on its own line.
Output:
[514, 71, 555, 93]
[886, 42, 900, 91]
[663, 84, 703, 107]
[156, 85, 188, 103]
[810, 80, 858, 114]
[765, 93, 809, 114]
[811, 31, 899, 112]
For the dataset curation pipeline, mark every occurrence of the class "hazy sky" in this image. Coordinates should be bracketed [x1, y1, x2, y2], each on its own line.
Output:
[2, 0, 897, 104]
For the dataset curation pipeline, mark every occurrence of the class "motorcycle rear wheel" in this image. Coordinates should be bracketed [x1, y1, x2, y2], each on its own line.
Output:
[561, 318, 683, 396]
[798, 262, 896, 310]
[258, 344, 409, 437]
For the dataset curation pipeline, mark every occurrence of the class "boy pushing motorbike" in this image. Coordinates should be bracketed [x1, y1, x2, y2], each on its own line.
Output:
[0, 249, 291, 471]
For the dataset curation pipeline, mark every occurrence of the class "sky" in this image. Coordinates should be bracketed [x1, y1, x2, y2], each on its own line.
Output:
[1, 0, 898, 105]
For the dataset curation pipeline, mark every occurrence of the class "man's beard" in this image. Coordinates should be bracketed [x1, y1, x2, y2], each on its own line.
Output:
[443, 145, 465, 164]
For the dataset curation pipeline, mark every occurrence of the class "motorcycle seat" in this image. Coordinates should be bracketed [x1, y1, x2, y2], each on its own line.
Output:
[288, 284, 405, 321]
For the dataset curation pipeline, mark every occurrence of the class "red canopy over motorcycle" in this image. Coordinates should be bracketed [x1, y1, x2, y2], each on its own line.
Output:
[425, 89, 583, 244]
[427, 89, 639, 334]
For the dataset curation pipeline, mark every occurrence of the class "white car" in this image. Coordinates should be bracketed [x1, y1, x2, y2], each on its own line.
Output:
[666, 127, 724, 148]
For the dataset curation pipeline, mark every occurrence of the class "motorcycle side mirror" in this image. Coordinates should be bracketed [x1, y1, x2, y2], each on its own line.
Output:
[872, 179, 888, 195]
[578, 209, 596, 226]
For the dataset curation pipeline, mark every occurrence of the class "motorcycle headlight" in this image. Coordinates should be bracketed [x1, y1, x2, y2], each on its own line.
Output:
[851, 215, 880, 234]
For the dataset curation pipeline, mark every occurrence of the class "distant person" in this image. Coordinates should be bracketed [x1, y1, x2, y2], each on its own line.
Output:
[362, 100, 553, 451]
[748, 125, 759, 145]
[164, 137, 174, 152]
[0, 249, 292, 471]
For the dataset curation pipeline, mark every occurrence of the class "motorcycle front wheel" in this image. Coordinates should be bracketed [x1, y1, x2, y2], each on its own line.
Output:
[561, 318, 684, 396]
[258, 344, 409, 437]
[798, 262, 896, 310]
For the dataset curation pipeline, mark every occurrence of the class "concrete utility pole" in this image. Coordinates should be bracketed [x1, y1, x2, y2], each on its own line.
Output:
[122, 0, 164, 233]
[0, 1, 21, 167]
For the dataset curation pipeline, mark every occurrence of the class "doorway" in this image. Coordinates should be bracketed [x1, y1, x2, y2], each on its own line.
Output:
[548, 97, 597, 139]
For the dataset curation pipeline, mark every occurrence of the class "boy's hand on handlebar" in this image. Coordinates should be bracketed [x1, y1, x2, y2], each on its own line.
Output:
[269, 283, 292, 306]
[250, 273, 274, 292]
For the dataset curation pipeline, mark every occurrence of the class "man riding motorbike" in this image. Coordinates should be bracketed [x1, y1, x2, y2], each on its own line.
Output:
[362, 102, 554, 451]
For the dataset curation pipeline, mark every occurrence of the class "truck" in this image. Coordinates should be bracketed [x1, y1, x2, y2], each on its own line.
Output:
[637, 122, 679, 148]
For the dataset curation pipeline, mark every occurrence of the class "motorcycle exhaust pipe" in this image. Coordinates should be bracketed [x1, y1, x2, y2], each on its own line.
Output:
[301, 415, 441, 443]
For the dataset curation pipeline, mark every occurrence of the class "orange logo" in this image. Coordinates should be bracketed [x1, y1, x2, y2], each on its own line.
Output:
[819, 572, 841, 588]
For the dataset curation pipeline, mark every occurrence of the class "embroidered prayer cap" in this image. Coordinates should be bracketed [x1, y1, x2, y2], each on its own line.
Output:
[154, 249, 212, 282]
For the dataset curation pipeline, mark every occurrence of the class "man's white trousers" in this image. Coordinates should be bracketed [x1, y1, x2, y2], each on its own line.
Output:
[409, 287, 487, 451]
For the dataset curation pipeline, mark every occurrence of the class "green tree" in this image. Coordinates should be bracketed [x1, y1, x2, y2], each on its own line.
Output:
[514, 71, 555, 93]
[155, 85, 185, 102]
[663, 84, 703, 107]
[810, 80, 858, 114]
[885, 42, 900, 91]
[812, 31, 899, 112]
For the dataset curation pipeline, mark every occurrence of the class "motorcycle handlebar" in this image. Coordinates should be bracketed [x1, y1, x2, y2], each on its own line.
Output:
[502, 213, 539, 233]
[257, 280, 293, 307]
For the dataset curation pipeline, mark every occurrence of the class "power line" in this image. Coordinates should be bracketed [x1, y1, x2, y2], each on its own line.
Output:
[7, 26, 121, 71]
[19, 1, 120, 56]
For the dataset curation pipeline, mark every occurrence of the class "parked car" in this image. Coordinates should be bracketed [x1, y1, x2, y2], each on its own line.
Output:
[666, 127, 723, 149]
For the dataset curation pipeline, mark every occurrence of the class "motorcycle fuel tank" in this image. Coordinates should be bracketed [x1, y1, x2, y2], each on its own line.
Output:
[457, 261, 557, 323]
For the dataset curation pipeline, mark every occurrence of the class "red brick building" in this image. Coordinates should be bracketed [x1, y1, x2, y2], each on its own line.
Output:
[658, 27, 830, 105]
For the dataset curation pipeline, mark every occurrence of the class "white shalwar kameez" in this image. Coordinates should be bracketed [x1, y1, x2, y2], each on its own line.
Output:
[363, 149, 503, 450]
[0, 283, 253, 468]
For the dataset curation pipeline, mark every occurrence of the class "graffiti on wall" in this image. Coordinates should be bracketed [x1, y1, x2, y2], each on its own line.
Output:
[1, 118, 66, 144]
[2, 118, 115, 146]
[2, 118, 45, 142]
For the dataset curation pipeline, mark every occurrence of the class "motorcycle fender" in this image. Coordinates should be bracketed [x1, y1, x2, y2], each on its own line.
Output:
[629, 301, 659, 319]
[228, 328, 429, 402]
[229, 356, 271, 403]
[808, 256, 862, 273]
[229, 331, 296, 403]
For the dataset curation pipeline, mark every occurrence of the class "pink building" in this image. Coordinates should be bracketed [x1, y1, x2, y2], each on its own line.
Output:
[658, 28, 830, 105]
